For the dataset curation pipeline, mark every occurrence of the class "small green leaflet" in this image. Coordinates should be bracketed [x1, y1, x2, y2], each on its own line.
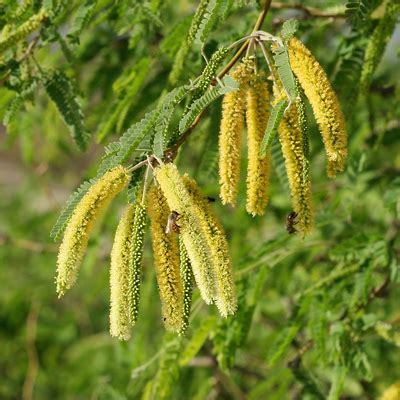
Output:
[260, 100, 287, 156]
[153, 85, 190, 157]
[43, 70, 89, 151]
[97, 109, 159, 176]
[281, 19, 298, 41]
[178, 75, 239, 133]
[274, 45, 297, 103]
[194, 0, 222, 45]
[50, 179, 96, 241]
[67, 0, 98, 44]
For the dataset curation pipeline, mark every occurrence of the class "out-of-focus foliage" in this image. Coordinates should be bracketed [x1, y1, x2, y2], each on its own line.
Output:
[1, 0, 400, 399]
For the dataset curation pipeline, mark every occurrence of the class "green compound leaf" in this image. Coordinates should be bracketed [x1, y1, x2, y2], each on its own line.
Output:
[274, 45, 297, 103]
[50, 179, 96, 241]
[260, 99, 287, 157]
[281, 19, 298, 41]
[43, 70, 89, 151]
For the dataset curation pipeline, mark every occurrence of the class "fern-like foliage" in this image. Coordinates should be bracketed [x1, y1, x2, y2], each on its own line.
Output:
[67, 0, 97, 44]
[358, 1, 400, 96]
[97, 58, 151, 141]
[43, 70, 89, 151]
[271, 136, 290, 191]
[143, 334, 183, 400]
[197, 103, 221, 183]
[160, 16, 192, 59]
[169, 0, 211, 85]
[50, 179, 96, 241]
[97, 109, 159, 175]
[260, 99, 287, 156]
[333, 35, 366, 111]
[179, 316, 217, 366]
[9, 0, 33, 22]
[281, 19, 299, 42]
[345, 0, 382, 31]
[3, 80, 37, 126]
[153, 85, 190, 157]
[273, 45, 297, 103]
[127, 168, 144, 204]
[179, 75, 239, 133]
[194, 0, 223, 45]
[213, 267, 268, 371]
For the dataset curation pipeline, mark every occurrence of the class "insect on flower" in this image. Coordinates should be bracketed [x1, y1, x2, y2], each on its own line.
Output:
[165, 211, 181, 234]
[286, 211, 298, 234]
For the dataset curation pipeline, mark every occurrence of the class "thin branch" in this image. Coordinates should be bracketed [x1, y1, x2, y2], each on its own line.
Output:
[270, 1, 346, 19]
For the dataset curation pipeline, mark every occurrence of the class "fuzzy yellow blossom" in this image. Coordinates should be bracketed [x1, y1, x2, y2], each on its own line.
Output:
[0, 9, 48, 54]
[245, 75, 271, 216]
[109, 204, 136, 340]
[154, 163, 216, 305]
[128, 203, 147, 324]
[219, 58, 254, 205]
[275, 85, 313, 234]
[288, 37, 347, 177]
[56, 166, 130, 297]
[178, 237, 193, 335]
[183, 176, 237, 317]
[380, 382, 400, 400]
[147, 185, 184, 332]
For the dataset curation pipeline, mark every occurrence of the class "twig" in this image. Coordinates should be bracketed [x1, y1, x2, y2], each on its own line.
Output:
[270, 2, 346, 19]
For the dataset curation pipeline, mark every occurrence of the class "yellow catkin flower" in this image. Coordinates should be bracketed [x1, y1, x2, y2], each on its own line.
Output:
[219, 58, 254, 205]
[183, 176, 237, 317]
[245, 74, 271, 216]
[178, 237, 193, 336]
[109, 204, 136, 340]
[288, 37, 347, 177]
[154, 163, 216, 304]
[147, 185, 184, 332]
[56, 166, 129, 297]
[0, 9, 48, 54]
[128, 202, 147, 325]
[380, 382, 400, 400]
[275, 84, 313, 234]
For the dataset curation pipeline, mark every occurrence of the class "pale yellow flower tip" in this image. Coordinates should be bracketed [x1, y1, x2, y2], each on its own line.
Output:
[183, 176, 237, 317]
[109, 203, 136, 340]
[147, 185, 184, 332]
[245, 75, 271, 216]
[380, 382, 400, 400]
[288, 37, 347, 177]
[56, 166, 129, 297]
[219, 58, 255, 205]
[154, 163, 217, 305]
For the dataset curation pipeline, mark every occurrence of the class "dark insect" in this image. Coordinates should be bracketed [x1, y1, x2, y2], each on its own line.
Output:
[286, 211, 298, 234]
[206, 196, 216, 203]
[165, 211, 181, 234]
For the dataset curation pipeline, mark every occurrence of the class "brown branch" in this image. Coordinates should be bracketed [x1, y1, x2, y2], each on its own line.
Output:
[271, 1, 346, 18]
